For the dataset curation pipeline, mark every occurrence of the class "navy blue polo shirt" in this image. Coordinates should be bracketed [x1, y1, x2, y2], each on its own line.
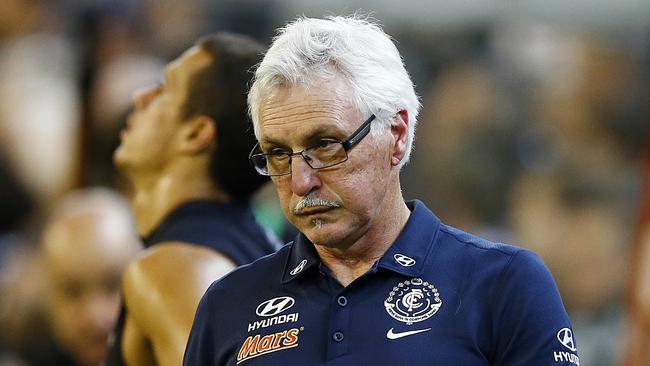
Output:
[184, 200, 579, 366]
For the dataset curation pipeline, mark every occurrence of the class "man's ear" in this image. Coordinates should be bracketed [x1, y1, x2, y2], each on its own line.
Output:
[390, 109, 409, 166]
[179, 116, 217, 154]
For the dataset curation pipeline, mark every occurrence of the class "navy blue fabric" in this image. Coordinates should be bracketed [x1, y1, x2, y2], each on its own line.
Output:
[141, 200, 280, 263]
[184, 200, 579, 366]
[106, 200, 280, 366]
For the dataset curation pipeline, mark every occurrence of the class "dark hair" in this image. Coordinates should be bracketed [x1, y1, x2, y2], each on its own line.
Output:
[183, 32, 268, 200]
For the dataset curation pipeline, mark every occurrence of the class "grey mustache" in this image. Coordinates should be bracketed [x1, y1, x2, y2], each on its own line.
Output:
[293, 196, 341, 214]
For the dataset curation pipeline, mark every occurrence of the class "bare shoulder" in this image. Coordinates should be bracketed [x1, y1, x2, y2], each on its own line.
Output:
[122, 242, 237, 334]
[124, 242, 236, 289]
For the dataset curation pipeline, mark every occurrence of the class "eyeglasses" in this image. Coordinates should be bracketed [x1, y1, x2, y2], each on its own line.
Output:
[249, 114, 376, 176]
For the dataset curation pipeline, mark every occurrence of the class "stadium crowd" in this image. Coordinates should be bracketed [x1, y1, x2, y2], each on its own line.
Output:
[0, 0, 647, 365]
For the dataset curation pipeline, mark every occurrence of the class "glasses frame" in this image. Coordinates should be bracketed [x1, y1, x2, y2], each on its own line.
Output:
[249, 114, 377, 176]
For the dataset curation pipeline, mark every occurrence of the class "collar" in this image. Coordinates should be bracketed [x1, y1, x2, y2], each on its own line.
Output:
[281, 233, 322, 283]
[375, 200, 441, 277]
[280, 200, 441, 283]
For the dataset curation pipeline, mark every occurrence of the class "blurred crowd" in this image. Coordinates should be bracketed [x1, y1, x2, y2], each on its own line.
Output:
[0, 0, 647, 365]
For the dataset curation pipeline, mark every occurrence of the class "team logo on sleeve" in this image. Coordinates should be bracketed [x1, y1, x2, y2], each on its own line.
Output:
[384, 278, 442, 325]
[556, 328, 577, 351]
[553, 328, 579, 365]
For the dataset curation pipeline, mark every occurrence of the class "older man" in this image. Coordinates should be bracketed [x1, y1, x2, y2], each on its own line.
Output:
[184, 16, 578, 366]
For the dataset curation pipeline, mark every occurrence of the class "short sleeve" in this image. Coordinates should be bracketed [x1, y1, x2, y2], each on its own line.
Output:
[490, 250, 580, 366]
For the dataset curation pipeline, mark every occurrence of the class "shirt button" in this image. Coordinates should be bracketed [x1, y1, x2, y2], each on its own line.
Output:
[337, 296, 348, 307]
[332, 331, 344, 342]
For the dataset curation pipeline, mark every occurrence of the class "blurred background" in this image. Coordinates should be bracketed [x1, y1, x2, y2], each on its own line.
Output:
[0, 0, 647, 365]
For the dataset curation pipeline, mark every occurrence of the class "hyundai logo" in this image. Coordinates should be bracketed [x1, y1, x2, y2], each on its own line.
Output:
[556, 328, 577, 351]
[394, 254, 416, 267]
[290, 259, 307, 276]
[256, 296, 295, 317]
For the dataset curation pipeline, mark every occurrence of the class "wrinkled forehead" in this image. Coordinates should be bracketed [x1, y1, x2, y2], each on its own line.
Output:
[258, 80, 360, 139]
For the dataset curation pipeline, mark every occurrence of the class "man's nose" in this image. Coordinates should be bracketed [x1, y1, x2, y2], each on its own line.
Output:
[132, 84, 161, 110]
[290, 155, 321, 197]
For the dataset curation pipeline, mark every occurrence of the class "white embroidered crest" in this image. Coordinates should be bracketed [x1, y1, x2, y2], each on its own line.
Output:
[384, 278, 442, 325]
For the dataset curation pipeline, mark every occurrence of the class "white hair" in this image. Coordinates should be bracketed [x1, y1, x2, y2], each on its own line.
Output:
[248, 15, 421, 167]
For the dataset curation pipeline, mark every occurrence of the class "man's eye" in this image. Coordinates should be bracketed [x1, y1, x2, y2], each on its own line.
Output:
[315, 139, 338, 149]
[270, 148, 289, 155]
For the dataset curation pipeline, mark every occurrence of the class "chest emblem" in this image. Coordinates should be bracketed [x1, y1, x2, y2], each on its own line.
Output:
[384, 278, 442, 325]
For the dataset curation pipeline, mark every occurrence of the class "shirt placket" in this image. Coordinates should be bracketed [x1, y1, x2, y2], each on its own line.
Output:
[325, 288, 352, 361]
[315, 264, 351, 362]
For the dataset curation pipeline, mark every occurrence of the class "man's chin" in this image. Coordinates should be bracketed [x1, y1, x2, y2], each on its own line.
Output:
[300, 222, 342, 247]
[112, 148, 128, 168]
[112, 150, 140, 174]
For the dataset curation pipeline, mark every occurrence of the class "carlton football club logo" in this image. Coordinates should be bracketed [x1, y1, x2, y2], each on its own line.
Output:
[384, 278, 442, 325]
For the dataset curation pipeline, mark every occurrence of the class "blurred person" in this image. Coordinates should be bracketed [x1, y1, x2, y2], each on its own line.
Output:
[42, 188, 141, 366]
[622, 134, 650, 366]
[507, 172, 566, 269]
[504, 26, 646, 176]
[0, 241, 46, 366]
[403, 61, 519, 237]
[554, 173, 630, 366]
[502, 28, 646, 365]
[185, 16, 578, 365]
[107, 33, 280, 366]
[509, 168, 632, 366]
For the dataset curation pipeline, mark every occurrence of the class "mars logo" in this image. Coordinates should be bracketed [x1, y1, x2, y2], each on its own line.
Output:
[237, 328, 300, 364]
[557, 328, 577, 351]
[256, 297, 295, 317]
[384, 278, 442, 325]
